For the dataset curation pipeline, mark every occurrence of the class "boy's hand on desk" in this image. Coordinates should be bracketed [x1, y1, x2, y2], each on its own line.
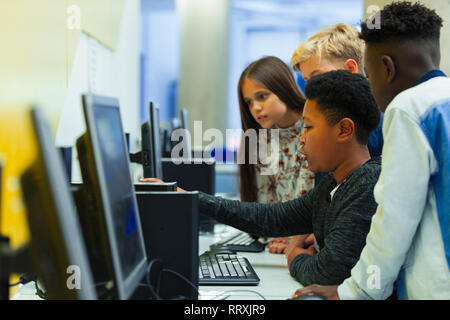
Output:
[304, 234, 315, 247]
[139, 178, 187, 193]
[267, 241, 288, 254]
[285, 244, 316, 267]
[268, 234, 314, 255]
[288, 234, 310, 249]
[292, 285, 340, 300]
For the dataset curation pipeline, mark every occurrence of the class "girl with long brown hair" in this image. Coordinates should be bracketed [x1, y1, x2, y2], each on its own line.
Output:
[237, 56, 314, 205]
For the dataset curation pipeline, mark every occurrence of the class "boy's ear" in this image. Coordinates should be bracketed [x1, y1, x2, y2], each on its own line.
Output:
[381, 55, 396, 83]
[343, 59, 358, 74]
[337, 118, 355, 142]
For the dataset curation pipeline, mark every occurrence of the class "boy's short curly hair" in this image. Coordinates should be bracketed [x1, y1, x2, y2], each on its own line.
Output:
[360, 1, 443, 43]
[305, 70, 380, 145]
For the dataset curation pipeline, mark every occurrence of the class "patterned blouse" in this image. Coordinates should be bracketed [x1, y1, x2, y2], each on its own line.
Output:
[254, 119, 315, 204]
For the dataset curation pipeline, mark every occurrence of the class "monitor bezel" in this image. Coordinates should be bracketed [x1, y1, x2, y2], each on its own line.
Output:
[149, 102, 163, 180]
[140, 121, 156, 178]
[30, 108, 97, 300]
[81, 94, 148, 300]
[178, 108, 192, 160]
[180, 108, 188, 131]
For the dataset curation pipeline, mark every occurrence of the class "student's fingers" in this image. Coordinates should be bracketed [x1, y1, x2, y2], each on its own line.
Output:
[292, 288, 313, 298]
[304, 234, 315, 247]
[268, 242, 287, 254]
[272, 237, 288, 244]
[268, 243, 277, 253]
[292, 285, 323, 298]
[305, 244, 316, 256]
[139, 177, 186, 193]
[139, 178, 164, 183]
[292, 285, 339, 300]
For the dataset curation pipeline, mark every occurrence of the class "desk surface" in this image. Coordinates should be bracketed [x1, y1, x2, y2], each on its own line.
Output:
[198, 225, 303, 300]
[12, 225, 303, 300]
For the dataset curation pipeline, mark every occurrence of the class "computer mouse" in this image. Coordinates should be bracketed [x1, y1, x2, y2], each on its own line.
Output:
[288, 294, 327, 300]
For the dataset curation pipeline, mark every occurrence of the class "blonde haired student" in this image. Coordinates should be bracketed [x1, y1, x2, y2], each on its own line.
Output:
[291, 23, 383, 159]
[291, 23, 364, 79]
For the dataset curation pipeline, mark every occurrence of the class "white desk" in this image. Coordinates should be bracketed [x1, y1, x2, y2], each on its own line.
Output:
[198, 224, 303, 300]
[12, 225, 303, 300]
[11, 282, 42, 300]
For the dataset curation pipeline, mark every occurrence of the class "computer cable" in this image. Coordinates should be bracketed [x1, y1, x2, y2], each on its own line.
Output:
[157, 267, 265, 300]
[8, 273, 36, 287]
[160, 268, 200, 298]
[35, 280, 47, 300]
[145, 258, 163, 300]
[149, 259, 268, 301]
[146, 258, 199, 300]
[209, 289, 266, 300]
[8, 281, 21, 287]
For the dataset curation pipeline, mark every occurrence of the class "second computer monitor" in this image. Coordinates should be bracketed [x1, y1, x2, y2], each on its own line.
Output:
[78, 94, 148, 300]
[177, 108, 192, 160]
[141, 102, 163, 179]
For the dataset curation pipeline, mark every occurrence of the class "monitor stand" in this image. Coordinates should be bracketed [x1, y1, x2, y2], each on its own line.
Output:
[0, 235, 31, 300]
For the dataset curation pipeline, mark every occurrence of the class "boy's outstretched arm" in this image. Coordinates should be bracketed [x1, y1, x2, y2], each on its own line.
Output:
[141, 177, 315, 237]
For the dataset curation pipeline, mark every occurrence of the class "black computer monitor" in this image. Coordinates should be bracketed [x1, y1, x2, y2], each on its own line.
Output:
[20, 108, 97, 300]
[76, 94, 147, 300]
[58, 146, 72, 183]
[140, 117, 156, 179]
[141, 102, 163, 179]
[176, 108, 192, 160]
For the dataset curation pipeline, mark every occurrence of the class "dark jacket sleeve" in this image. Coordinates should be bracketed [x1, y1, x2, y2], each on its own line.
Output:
[198, 190, 315, 237]
[289, 183, 378, 286]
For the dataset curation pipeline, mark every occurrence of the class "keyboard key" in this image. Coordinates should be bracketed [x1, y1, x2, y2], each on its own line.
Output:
[219, 262, 230, 277]
[211, 261, 222, 277]
[225, 261, 237, 277]
[232, 261, 245, 277]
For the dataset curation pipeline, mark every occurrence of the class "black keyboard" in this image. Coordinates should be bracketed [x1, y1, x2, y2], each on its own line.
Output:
[198, 249, 260, 286]
[210, 232, 266, 252]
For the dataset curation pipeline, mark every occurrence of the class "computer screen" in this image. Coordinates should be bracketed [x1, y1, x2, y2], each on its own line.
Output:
[149, 102, 163, 179]
[78, 94, 147, 300]
[20, 108, 96, 300]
